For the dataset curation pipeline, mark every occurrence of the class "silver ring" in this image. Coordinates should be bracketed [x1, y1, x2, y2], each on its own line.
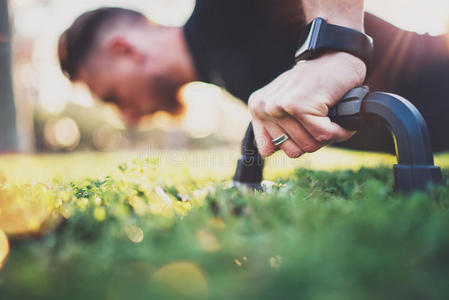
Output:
[272, 134, 289, 146]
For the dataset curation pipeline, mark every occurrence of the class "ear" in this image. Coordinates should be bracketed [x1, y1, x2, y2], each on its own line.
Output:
[105, 36, 142, 61]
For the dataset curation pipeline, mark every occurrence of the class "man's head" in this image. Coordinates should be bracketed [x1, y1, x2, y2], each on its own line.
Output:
[59, 7, 194, 127]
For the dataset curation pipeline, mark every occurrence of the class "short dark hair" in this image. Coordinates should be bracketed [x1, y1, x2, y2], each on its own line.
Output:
[58, 7, 147, 80]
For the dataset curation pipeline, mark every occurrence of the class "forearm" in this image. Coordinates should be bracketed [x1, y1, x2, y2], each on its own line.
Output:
[302, 0, 364, 31]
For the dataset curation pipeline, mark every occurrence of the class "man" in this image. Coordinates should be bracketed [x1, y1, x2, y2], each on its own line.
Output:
[58, 0, 449, 158]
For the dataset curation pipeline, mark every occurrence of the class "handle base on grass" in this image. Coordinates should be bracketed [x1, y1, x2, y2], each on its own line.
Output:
[394, 165, 443, 193]
[233, 158, 264, 191]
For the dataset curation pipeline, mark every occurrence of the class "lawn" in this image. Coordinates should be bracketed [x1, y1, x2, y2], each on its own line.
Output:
[0, 149, 449, 300]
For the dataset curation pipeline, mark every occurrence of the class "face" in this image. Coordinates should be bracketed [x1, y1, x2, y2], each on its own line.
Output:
[77, 28, 184, 128]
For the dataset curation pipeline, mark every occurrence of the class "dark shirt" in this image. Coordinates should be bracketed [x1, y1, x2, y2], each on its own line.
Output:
[184, 0, 449, 152]
[184, 0, 304, 102]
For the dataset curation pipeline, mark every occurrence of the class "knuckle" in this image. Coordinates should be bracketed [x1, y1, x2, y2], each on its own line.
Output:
[282, 101, 302, 117]
[247, 100, 256, 114]
[248, 96, 267, 118]
[248, 93, 260, 109]
[265, 102, 283, 118]
[248, 92, 257, 106]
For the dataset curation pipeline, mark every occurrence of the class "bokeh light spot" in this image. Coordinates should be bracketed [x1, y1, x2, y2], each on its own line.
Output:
[126, 225, 144, 243]
[234, 258, 242, 267]
[269, 255, 282, 270]
[179, 82, 222, 139]
[0, 229, 10, 270]
[94, 206, 106, 222]
[0, 184, 53, 235]
[44, 117, 80, 150]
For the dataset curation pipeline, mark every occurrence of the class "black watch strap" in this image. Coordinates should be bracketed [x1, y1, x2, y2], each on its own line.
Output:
[295, 18, 373, 69]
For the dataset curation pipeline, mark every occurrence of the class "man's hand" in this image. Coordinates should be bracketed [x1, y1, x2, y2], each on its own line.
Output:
[248, 51, 366, 158]
[248, 0, 366, 158]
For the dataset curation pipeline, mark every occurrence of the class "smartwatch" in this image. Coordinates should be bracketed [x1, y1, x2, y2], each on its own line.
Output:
[295, 18, 374, 69]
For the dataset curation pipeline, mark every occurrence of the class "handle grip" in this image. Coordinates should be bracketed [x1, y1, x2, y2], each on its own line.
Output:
[328, 85, 369, 130]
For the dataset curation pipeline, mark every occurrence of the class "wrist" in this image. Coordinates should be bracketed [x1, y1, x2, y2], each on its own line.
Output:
[322, 14, 364, 32]
[333, 52, 367, 83]
[302, 1, 364, 31]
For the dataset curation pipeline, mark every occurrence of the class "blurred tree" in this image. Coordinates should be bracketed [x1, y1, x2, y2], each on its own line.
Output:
[0, 0, 19, 152]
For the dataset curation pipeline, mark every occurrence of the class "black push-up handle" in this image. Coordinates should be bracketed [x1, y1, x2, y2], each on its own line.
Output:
[233, 86, 443, 193]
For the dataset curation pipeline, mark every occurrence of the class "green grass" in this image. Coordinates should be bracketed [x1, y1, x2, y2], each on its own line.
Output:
[0, 150, 449, 300]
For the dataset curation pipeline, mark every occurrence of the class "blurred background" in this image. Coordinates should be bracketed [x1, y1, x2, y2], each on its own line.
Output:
[2, 0, 449, 153]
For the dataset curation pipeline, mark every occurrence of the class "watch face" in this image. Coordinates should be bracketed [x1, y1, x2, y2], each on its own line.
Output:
[295, 18, 325, 61]
[295, 26, 313, 58]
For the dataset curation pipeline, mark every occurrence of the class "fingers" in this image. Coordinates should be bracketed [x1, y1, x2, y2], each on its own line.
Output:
[248, 75, 354, 158]
[251, 103, 353, 157]
[252, 119, 276, 157]
[261, 119, 303, 158]
[249, 95, 331, 158]
[276, 116, 322, 153]
[288, 112, 354, 143]
[250, 95, 305, 158]
[253, 112, 323, 158]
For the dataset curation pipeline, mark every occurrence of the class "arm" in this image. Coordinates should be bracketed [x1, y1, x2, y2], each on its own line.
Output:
[248, 0, 366, 158]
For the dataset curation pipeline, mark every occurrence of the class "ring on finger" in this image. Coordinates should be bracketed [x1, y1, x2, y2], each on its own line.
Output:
[272, 134, 289, 146]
